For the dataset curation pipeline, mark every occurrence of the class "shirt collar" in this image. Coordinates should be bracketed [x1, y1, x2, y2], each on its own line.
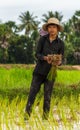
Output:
[46, 34, 59, 42]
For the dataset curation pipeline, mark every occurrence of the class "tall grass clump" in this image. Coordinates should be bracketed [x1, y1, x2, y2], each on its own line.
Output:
[0, 67, 33, 100]
[0, 67, 32, 89]
[56, 70, 80, 85]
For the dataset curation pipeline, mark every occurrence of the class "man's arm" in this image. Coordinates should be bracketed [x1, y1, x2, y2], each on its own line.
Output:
[35, 37, 48, 61]
[59, 41, 65, 65]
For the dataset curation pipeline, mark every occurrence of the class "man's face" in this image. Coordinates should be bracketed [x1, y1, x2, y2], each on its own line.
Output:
[47, 24, 58, 36]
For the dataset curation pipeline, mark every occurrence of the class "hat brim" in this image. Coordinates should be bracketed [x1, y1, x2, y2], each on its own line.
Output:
[42, 23, 64, 32]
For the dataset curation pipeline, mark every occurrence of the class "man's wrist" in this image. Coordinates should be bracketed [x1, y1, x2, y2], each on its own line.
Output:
[43, 56, 47, 61]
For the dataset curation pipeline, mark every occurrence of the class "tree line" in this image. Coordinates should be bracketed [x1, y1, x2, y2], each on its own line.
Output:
[0, 10, 80, 64]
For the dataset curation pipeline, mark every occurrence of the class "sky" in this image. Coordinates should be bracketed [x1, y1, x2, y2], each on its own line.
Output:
[0, 0, 80, 26]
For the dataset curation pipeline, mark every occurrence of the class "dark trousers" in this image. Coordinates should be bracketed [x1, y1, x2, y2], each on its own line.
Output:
[25, 73, 54, 117]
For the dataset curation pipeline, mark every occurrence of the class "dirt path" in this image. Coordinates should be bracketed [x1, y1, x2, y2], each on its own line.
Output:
[72, 65, 80, 70]
[0, 64, 80, 70]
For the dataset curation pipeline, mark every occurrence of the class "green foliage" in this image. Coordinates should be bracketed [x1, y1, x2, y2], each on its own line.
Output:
[0, 67, 80, 99]
[0, 48, 4, 62]
[62, 10, 80, 64]
[0, 67, 80, 129]
[0, 10, 80, 64]
[47, 66, 57, 81]
[8, 35, 34, 63]
[42, 11, 63, 22]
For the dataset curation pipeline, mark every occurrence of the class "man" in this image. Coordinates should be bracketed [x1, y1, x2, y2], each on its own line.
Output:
[25, 17, 64, 119]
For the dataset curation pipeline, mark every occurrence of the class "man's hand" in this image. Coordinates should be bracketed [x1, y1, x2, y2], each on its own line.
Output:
[43, 54, 62, 65]
[43, 55, 52, 64]
[53, 60, 62, 66]
[47, 55, 53, 64]
[43, 56, 48, 61]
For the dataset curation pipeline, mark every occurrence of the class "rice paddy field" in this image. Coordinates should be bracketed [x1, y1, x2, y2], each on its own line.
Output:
[0, 64, 80, 130]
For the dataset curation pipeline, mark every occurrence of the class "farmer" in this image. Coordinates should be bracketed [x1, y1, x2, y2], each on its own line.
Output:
[25, 17, 64, 119]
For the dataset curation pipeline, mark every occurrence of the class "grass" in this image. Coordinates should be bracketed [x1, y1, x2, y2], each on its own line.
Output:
[0, 65, 80, 130]
[57, 70, 80, 85]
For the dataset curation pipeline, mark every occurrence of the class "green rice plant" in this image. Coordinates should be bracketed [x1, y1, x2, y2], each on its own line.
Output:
[0, 95, 80, 130]
[47, 54, 62, 81]
[0, 67, 80, 129]
[0, 67, 32, 90]
[56, 70, 80, 85]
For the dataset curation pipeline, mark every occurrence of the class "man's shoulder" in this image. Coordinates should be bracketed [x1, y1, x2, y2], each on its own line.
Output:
[40, 34, 48, 39]
[57, 37, 63, 42]
[57, 37, 64, 45]
[39, 34, 48, 42]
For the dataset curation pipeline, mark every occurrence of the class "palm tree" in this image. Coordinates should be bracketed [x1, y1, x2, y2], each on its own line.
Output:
[54, 11, 63, 22]
[42, 11, 63, 23]
[42, 11, 55, 22]
[0, 23, 14, 62]
[72, 11, 80, 33]
[62, 10, 80, 64]
[19, 11, 40, 36]
[0, 23, 13, 48]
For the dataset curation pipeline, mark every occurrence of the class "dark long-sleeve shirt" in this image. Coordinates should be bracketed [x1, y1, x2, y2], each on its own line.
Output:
[33, 34, 64, 76]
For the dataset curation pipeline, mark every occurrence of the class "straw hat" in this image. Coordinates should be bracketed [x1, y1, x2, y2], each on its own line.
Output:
[42, 17, 63, 32]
